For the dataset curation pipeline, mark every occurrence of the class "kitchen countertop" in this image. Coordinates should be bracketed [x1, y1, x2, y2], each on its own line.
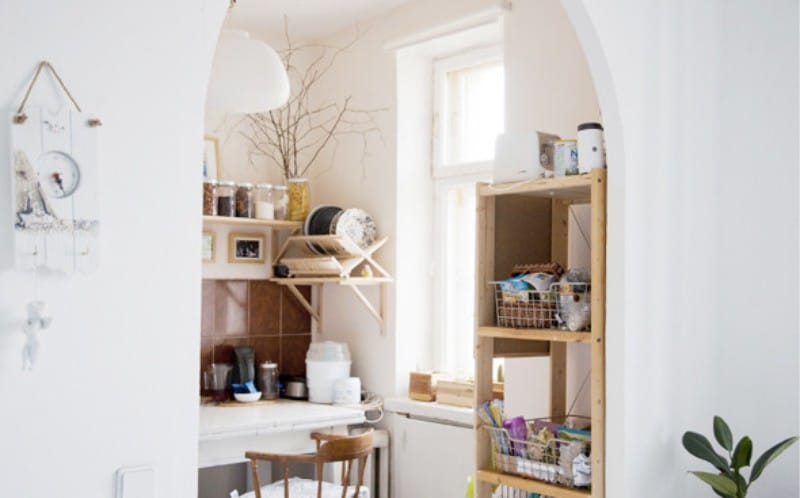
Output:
[199, 399, 366, 442]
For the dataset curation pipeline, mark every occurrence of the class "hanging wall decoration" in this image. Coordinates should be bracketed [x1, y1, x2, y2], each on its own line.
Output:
[10, 61, 102, 274]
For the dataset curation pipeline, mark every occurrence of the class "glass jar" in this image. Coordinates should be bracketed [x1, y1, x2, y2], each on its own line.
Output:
[203, 178, 217, 216]
[273, 185, 288, 221]
[287, 177, 310, 222]
[216, 181, 236, 217]
[236, 182, 255, 218]
[254, 183, 274, 220]
[258, 362, 279, 400]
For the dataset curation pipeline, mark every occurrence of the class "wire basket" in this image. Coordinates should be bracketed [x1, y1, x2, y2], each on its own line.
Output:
[484, 416, 592, 489]
[492, 282, 591, 330]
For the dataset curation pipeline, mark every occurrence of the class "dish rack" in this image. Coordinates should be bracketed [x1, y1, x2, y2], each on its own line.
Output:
[484, 416, 591, 489]
[492, 281, 591, 330]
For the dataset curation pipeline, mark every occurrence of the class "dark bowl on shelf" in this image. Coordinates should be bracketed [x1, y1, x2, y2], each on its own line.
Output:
[304, 205, 343, 254]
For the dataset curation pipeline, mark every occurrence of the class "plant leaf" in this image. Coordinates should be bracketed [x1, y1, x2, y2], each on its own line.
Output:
[714, 416, 734, 452]
[683, 431, 731, 473]
[733, 473, 748, 496]
[689, 471, 738, 496]
[732, 436, 753, 470]
[749, 436, 800, 483]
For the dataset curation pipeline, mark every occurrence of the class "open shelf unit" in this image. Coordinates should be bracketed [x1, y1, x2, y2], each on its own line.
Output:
[473, 170, 606, 498]
[202, 215, 302, 231]
[271, 235, 392, 335]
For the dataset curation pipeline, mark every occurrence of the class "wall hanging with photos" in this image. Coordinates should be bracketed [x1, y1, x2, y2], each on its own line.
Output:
[10, 61, 102, 274]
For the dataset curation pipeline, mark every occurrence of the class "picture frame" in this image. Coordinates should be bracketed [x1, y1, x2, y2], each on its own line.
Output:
[202, 231, 215, 263]
[203, 135, 221, 180]
[228, 232, 266, 264]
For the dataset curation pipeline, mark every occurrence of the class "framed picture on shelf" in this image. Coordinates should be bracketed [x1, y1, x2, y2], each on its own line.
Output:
[228, 233, 265, 264]
[203, 135, 221, 180]
[202, 231, 215, 263]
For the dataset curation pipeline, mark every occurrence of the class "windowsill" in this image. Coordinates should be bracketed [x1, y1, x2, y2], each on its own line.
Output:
[384, 397, 474, 427]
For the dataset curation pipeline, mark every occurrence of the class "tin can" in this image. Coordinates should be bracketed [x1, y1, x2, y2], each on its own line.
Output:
[554, 140, 579, 176]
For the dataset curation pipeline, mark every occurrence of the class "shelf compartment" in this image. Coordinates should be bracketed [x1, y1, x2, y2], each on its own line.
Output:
[476, 470, 591, 498]
[479, 173, 592, 201]
[492, 338, 550, 358]
[202, 215, 302, 231]
[479, 326, 591, 344]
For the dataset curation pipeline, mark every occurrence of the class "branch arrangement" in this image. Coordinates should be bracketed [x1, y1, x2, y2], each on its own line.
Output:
[244, 20, 385, 180]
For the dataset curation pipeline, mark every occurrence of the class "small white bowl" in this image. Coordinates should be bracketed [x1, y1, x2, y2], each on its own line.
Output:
[234, 392, 262, 403]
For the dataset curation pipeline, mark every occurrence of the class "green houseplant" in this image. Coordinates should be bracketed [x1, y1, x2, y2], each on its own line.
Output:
[682, 415, 798, 497]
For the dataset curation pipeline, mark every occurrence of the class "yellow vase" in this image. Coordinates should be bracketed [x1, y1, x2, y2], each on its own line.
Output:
[287, 178, 310, 222]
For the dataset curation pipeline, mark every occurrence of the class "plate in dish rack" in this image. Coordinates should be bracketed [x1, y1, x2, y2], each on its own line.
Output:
[330, 208, 377, 250]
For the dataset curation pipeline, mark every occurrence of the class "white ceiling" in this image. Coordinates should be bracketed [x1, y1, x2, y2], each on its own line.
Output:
[226, 0, 412, 40]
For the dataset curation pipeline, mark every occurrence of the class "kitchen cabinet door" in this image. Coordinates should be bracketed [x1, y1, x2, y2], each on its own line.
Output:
[391, 415, 475, 498]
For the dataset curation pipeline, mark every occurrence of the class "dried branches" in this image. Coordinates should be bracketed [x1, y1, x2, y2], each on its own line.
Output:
[244, 20, 386, 180]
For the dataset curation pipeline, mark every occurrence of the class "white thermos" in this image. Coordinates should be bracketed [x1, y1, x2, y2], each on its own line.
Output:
[577, 122, 605, 172]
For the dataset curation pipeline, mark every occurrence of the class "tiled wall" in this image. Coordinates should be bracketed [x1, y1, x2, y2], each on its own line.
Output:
[200, 280, 311, 390]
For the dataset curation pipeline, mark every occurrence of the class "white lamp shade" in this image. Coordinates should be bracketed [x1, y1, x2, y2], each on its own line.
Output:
[206, 30, 290, 114]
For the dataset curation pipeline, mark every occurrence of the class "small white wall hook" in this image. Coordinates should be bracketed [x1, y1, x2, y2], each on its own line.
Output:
[21, 300, 52, 371]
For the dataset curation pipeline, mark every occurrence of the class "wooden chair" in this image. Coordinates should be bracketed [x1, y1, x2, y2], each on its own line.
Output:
[245, 429, 373, 498]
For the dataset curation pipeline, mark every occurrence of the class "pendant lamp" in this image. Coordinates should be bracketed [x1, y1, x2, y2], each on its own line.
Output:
[206, 28, 290, 114]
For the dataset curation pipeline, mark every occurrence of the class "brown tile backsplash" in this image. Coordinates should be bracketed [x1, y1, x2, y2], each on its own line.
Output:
[200, 279, 311, 391]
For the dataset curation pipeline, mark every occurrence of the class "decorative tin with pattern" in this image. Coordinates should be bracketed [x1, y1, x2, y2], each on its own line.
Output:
[554, 139, 579, 176]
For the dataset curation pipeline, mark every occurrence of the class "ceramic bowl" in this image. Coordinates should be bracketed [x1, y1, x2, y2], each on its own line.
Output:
[233, 391, 262, 403]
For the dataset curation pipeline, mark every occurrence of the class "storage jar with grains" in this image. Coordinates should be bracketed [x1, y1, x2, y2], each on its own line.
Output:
[273, 185, 288, 220]
[216, 181, 236, 217]
[203, 178, 217, 216]
[259, 362, 279, 400]
[254, 183, 274, 220]
[235, 182, 255, 218]
[287, 178, 310, 222]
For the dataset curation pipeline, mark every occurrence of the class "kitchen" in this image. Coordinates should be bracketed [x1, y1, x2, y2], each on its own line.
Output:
[198, 1, 600, 497]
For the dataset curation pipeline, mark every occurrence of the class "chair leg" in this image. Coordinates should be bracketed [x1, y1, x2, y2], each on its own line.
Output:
[354, 456, 368, 498]
[316, 462, 323, 498]
[249, 460, 262, 498]
[284, 463, 289, 498]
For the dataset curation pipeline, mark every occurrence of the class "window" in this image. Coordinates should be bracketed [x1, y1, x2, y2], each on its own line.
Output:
[433, 46, 504, 376]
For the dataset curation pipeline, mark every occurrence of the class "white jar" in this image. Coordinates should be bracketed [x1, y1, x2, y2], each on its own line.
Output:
[306, 341, 352, 404]
[577, 122, 605, 172]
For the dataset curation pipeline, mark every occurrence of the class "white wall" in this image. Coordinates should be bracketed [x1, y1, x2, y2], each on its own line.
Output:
[561, 0, 800, 496]
[0, 1, 226, 497]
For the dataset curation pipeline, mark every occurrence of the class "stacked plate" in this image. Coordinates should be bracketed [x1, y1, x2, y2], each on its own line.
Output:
[304, 205, 378, 254]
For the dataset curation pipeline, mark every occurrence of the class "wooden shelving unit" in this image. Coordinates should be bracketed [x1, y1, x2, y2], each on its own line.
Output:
[473, 170, 606, 498]
[271, 235, 392, 335]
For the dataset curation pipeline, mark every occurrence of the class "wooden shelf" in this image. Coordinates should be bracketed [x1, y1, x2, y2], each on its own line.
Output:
[476, 470, 591, 498]
[479, 326, 592, 343]
[202, 215, 302, 231]
[479, 173, 593, 201]
[271, 277, 391, 286]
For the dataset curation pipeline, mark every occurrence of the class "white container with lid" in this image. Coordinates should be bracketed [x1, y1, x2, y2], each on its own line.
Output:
[306, 341, 351, 404]
[577, 122, 605, 172]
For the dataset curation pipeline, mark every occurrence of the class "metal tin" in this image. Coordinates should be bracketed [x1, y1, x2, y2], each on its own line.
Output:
[554, 140, 578, 176]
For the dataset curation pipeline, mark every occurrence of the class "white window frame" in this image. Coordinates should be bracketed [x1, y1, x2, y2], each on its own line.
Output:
[432, 43, 504, 179]
[431, 44, 504, 375]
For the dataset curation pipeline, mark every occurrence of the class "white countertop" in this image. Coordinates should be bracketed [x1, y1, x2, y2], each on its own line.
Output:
[384, 397, 475, 427]
[199, 400, 366, 442]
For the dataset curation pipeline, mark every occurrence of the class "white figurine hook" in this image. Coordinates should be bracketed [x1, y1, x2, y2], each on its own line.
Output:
[22, 300, 52, 370]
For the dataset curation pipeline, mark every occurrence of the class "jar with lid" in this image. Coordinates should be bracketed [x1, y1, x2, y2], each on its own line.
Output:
[216, 181, 236, 217]
[258, 362, 279, 400]
[273, 185, 288, 221]
[203, 178, 217, 216]
[254, 183, 274, 220]
[235, 182, 255, 218]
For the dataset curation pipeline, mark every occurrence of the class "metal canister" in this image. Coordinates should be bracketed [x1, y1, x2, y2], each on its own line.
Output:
[554, 139, 579, 176]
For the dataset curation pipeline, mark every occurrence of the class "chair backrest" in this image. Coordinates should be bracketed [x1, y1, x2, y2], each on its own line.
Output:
[316, 431, 373, 463]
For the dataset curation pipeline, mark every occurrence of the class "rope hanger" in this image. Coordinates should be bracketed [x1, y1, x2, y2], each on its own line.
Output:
[13, 61, 102, 127]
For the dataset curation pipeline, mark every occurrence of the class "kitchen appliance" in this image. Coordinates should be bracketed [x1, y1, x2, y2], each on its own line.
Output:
[333, 377, 362, 406]
[493, 131, 560, 183]
[306, 341, 352, 404]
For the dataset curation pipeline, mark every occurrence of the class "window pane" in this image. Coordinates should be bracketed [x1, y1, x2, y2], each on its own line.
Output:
[445, 61, 504, 165]
[442, 182, 477, 376]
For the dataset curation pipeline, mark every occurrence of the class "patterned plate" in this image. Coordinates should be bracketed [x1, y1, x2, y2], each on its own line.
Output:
[330, 208, 377, 250]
